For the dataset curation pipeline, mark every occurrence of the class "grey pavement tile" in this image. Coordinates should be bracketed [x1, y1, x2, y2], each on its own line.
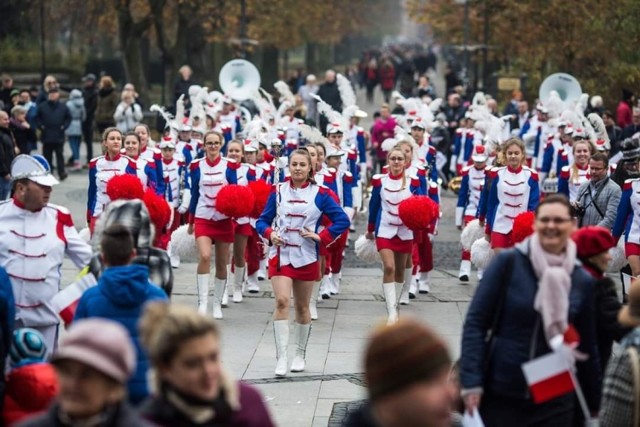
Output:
[318, 379, 367, 400]
[324, 352, 362, 375]
[257, 381, 322, 427]
[328, 337, 369, 354]
[312, 416, 329, 427]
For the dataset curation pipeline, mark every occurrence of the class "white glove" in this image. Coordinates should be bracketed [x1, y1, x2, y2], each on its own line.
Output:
[450, 156, 458, 174]
[177, 191, 191, 214]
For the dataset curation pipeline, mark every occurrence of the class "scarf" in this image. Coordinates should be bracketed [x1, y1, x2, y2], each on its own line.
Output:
[529, 233, 577, 344]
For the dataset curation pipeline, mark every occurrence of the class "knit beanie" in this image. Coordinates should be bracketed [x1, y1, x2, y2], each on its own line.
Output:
[365, 318, 451, 401]
[571, 226, 615, 259]
[10, 328, 47, 367]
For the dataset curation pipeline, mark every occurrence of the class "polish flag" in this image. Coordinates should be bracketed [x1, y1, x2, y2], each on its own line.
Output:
[522, 351, 575, 404]
[48, 273, 98, 325]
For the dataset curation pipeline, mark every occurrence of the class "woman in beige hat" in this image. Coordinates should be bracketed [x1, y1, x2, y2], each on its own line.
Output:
[19, 318, 152, 426]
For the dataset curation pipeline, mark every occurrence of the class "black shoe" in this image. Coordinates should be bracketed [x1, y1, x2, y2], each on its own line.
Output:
[409, 292, 416, 299]
[459, 275, 469, 282]
[249, 290, 259, 294]
[67, 156, 74, 166]
[419, 290, 428, 294]
[322, 293, 330, 300]
[59, 173, 68, 181]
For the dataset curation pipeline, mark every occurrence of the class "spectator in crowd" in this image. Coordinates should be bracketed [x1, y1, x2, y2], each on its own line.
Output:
[316, 70, 342, 134]
[461, 195, 601, 424]
[35, 76, 59, 106]
[74, 224, 168, 405]
[0, 74, 15, 107]
[414, 75, 436, 100]
[122, 83, 143, 110]
[138, 302, 275, 426]
[36, 87, 71, 180]
[622, 108, 640, 140]
[18, 89, 37, 131]
[573, 152, 621, 229]
[173, 65, 195, 105]
[5, 89, 20, 115]
[617, 89, 635, 129]
[0, 110, 17, 199]
[612, 137, 640, 188]
[345, 318, 456, 427]
[298, 74, 319, 125]
[370, 103, 397, 174]
[94, 76, 119, 135]
[600, 281, 640, 426]
[503, 90, 522, 117]
[65, 89, 86, 172]
[0, 266, 15, 419]
[378, 58, 396, 104]
[81, 73, 98, 166]
[4, 329, 58, 426]
[19, 318, 152, 426]
[571, 227, 628, 371]
[114, 91, 143, 133]
[510, 100, 530, 132]
[444, 93, 466, 152]
[444, 66, 462, 95]
[587, 95, 605, 117]
[603, 110, 623, 158]
[10, 105, 36, 155]
[364, 58, 378, 104]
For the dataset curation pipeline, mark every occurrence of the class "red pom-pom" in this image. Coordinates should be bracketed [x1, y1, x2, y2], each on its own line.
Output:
[512, 211, 535, 244]
[248, 180, 272, 218]
[106, 174, 144, 201]
[143, 189, 171, 232]
[216, 185, 256, 218]
[398, 196, 438, 230]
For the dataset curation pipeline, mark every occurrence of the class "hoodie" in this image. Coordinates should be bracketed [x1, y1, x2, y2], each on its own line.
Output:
[74, 264, 167, 404]
[65, 89, 86, 137]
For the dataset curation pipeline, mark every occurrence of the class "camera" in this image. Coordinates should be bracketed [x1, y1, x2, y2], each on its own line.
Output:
[572, 202, 585, 218]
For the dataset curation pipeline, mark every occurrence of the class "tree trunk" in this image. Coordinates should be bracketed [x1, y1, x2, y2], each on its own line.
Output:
[305, 43, 317, 74]
[261, 46, 280, 88]
[116, 1, 150, 106]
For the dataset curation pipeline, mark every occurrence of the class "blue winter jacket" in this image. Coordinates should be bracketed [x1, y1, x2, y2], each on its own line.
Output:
[460, 242, 602, 412]
[74, 264, 167, 405]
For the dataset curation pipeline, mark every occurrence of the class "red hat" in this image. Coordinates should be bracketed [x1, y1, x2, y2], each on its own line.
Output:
[571, 226, 615, 259]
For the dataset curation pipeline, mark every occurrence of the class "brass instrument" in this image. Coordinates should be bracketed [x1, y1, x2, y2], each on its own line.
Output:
[448, 176, 463, 194]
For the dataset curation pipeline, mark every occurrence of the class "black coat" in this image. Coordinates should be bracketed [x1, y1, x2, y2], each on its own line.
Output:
[593, 273, 630, 369]
[10, 119, 36, 154]
[82, 86, 98, 121]
[35, 101, 71, 145]
[0, 126, 16, 177]
[16, 402, 153, 427]
[316, 81, 342, 112]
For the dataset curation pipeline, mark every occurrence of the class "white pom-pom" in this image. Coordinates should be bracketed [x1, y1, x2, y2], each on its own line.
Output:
[78, 227, 91, 243]
[460, 219, 485, 251]
[471, 238, 494, 270]
[608, 238, 628, 273]
[354, 235, 379, 263]
[170, 225, 198, 262]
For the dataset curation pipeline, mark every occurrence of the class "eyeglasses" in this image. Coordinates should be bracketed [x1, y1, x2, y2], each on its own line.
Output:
[536, 217, 573, 224]
[204, 141, 222, 147]
[389, 157, 405, 162]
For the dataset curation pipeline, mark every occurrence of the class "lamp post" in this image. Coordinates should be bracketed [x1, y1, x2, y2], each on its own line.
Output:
[239, 0, 247, 58]
[40, 0, 46, 82]
[455, 0, 470, 88]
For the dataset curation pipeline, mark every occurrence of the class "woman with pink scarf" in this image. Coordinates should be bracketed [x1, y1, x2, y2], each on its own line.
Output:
[370, 104, 397, 175]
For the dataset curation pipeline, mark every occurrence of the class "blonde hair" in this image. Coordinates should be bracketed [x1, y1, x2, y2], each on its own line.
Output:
[502, 137, 526, 167]
[386, 147, 407, 189]
[99, 76, 115, 90]
[139, 302, 220, 368]
[101, 127, 122, 142]
[570, 140, 595, 183]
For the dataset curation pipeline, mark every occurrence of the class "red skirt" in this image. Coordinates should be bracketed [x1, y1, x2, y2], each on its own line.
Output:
[269, 256, 320, 281]
[626, 242, 640, 257]
[194, 217, 235, 243]
[234, 221, 253, 237]
[376, 236, 413, 254]
[490, 231, 513, 249]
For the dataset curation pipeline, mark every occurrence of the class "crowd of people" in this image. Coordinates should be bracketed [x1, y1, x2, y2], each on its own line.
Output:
[2, 50, 640, 426]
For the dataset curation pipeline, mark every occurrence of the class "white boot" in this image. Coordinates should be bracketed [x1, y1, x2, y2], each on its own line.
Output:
[196, 274, 209, 314]
[212, 278, 226, 319]
[409, 275, 417, 299]
[399, 268, 412, 305]
[382, 282, 398, 325]
[233, 266, 245, 303]
[330, 272, 341, 295]
[290, 323, 311, 372]
[477, 268, 484, 281]
[418, 272, 430, 294]
[246, 272, 260, 293]
[458, 260, 471, 282]
[222, 266, 230, 307]
[168, 242, 180, 269]
[309, 282, 320, 320]
[258, 259, 267, 281]
[319, 275, 331, 299]
[273, 320, 289, 376]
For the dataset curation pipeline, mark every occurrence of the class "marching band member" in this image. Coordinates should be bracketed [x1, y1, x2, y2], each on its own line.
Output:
[256, 149, 349, 376]
[326, 122, 359, 182]
[175, 123, 198, 165]
[451, 115, 479, 175]
[159, 138, 190, 267]
[135, 124, 164, 190]
[410, 118, 439, 183]
[218, 96, 242, 139]
[456, 145, 489, 281]
[87, 127, 137, 232]
[312, 142, 335, 300]
[323, 148, 354, 296]
[522, 103, 554, 169]
[539, 123, 569, 183]
[122, 131, 163, 195]
[484, 138, 540, 252]
[187, 131, 240, 319]
[0, 155, 92, 356]
[613, 170, 640, 278]
[225, 139, 257, 303]
[557, 139, 594, 202]
[366, 147, 424, 324]
[302, 143, 323, 318]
